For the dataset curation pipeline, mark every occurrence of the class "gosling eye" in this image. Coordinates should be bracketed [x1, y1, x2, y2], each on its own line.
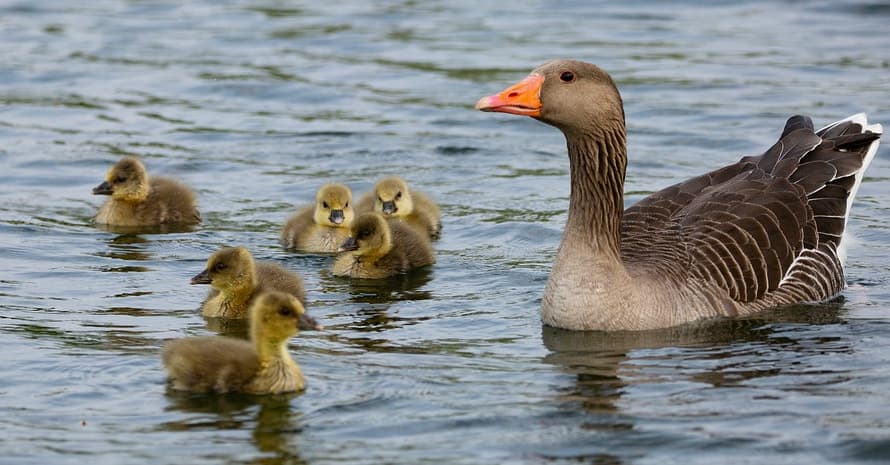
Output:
[559, 71, 575, 83]
[358, 228, 371, 239]
[322, 201, 329, 209]
[278, 306, 293, 317]
[115, 176, 127, 183]
[214, 262, 227, 271]
[344, 201, 349, 208]
[395, 191, 402, 200]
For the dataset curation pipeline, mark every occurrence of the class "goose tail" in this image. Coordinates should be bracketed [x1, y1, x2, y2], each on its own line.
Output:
[817, 113, 882, 264]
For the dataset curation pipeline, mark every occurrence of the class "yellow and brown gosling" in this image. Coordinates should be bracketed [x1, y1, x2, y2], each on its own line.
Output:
[92, 156, 200, 227]
[192, 246, 306, 319]
[332, 212, 435, 279]
[356, 176, 441, 239]
[281, 183, 355, 253]
[162, 291, 321, 394]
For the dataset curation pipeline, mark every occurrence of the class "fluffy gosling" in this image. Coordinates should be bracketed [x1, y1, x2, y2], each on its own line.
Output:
[192, 246, 306, 319]
[332, 212, 435, 279]
[356, 177, 441, 239]
[93, 156, 200, 227]
[162, 291, 320, 394]
[281, 183, 355, 253]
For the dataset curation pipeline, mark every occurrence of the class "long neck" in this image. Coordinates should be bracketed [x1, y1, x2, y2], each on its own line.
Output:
[563, 124, 627, 259]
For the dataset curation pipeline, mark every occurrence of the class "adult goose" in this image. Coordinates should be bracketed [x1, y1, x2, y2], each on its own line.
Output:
[476, 59, 882, 331]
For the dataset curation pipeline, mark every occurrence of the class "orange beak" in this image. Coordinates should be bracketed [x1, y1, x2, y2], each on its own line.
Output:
[475, 73, 544, 117]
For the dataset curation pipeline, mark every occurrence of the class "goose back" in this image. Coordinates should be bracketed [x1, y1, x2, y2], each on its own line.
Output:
[621, 114, 881, 313]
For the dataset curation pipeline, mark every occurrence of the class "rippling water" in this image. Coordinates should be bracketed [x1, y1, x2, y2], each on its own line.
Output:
[2, 1, 890, 464]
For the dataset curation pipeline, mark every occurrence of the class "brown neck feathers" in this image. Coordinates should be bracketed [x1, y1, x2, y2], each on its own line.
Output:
[563, 123, 627, 257]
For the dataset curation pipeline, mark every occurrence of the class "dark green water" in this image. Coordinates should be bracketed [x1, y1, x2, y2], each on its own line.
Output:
[2, 1, 890, 464]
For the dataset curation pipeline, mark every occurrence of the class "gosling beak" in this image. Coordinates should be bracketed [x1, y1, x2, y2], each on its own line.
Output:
[475, 73, 544, 117]
[190, 269, 211, 285]
[92, 181, 113, 195]
[381, 200, 397, 215]
[338, 236, 358, 252]
[298, 313, 323, 331]
[329, 209, 345, 225]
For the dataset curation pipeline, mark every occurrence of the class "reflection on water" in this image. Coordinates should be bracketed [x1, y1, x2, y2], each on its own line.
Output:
[163, 391, 306, 465]
[204, 317, 250, 338]
[333, 267, 434, 305]
[97, 234, 152, 261]
[94, 223, 200, 236]
[537, 303, 856, 462]
[541, 302, 849, 411]
[1, 0, 889, 463]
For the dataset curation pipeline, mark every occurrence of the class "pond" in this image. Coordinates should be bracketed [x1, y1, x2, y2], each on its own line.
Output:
[1, 1, 889, 463]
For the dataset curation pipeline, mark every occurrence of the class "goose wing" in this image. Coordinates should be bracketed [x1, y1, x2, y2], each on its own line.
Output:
[622, 115, 881, 303]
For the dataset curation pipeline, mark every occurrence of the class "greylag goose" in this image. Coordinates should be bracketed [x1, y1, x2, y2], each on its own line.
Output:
[192, 246, 307, 319]
[281, 183, 355, 253]
[93, 156, 200, 227]
[356, 176, 442, 239]
[163, 291, 320, 394]
[333, 212, 435, 278]
[476, 59, 882, 331]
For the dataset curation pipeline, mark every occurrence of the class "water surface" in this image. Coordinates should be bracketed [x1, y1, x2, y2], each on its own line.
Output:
[2, 1, 890, 464]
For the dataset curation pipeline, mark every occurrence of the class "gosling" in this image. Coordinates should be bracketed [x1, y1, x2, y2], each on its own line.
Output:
[192, 246, 306, 319]
[281, 183, 355, 253]
[93, 156, 200, 227]
[162, 291, 320, 394]
[356, 177, 441, 239]
[332, 212, 435, 279]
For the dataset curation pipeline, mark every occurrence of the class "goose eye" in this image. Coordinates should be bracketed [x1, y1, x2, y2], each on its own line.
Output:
[322, 201, 329, 209]
[278, 306, 293, 317]
[395, 191, 402, 200]
[559, 71, 575, 83]
[214, 262, 227, 271]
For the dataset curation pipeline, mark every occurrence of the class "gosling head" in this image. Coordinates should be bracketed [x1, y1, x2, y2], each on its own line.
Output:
[372, 177, 413, 217]
[338, 212, 392, 257]
[313, 183, 354, 228]
[191, 246, 257, 292]
[250, 292, 321, 345]
[92, 156, 151, 202]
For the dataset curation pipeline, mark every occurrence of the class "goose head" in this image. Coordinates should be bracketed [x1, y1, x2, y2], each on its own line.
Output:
[92, 156, 151, 202]
[250, 292, 321, 346]
[338, 212, 392, 258]
[191, 246, 257, 292]
[475, 59, 624, 137]
[313, 183, 354, 228]
[371, 177, 413, 217]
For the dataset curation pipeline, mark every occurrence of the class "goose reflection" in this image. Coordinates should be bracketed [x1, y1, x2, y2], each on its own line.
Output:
[320, 267, 434, 332]
[541, 301, 849, 415]
[93, 233, 153, 273]
[94, 222, 198, 236]
[308, 268, 435, 355]
[163, 392, 305, 465]
[323, 266, 434, 305]
[100, 234, 152, 261]
[204, 317, 250, 338]
[537, 304, 851, 463]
